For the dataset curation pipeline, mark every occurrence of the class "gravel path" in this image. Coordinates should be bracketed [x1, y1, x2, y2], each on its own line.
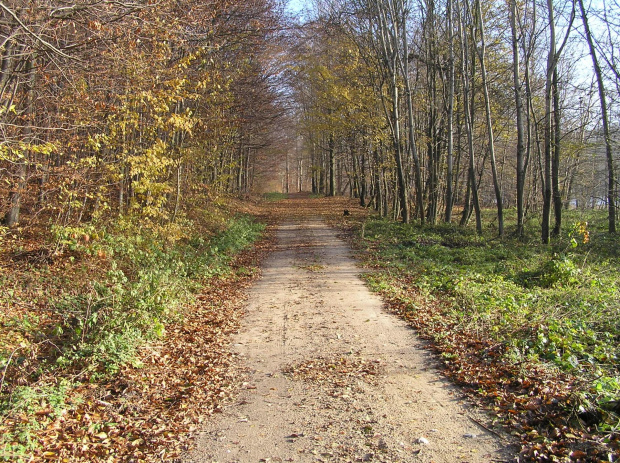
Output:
[185, 219, 515, 462]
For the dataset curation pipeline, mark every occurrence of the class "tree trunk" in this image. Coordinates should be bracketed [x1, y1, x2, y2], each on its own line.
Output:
[400, 5, 423, 224]
[328, 132, 335, 196]
[444, 0, 455, 223]
[510, 0, 526, 237]
[311, 142, 318, 194]
[578, 0, 616, 233]
[371, 0, 411, 223]
[458, 1, 482, 233]
[552, 68, 562, 236]
[391, 84, 409, 222]
[171, 164, 182, 223]
[472, 0, 503, 235]
[360, 145, 367, 207]
[541, 0, 557, 244]
[4, 56, 35, 227]
[542, 0, 574, 241]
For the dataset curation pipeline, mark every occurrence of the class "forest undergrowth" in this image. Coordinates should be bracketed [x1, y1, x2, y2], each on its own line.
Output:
[0, 199, 272, 462]
[339, 208, 620, 461]
[2, 193, 619, 462]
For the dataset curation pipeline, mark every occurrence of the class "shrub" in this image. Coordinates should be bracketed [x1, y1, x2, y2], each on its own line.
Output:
[52, 215, 264, 373]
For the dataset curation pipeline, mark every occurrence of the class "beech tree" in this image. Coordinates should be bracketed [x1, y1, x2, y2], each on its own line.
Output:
[509, 0, 527, 237]
[1, 0, 285, 228]
[470, 0, 503, 235]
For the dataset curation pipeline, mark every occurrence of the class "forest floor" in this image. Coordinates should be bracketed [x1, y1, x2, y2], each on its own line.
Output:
[2, 194, 617, 462]
[185, 194, 517, 462]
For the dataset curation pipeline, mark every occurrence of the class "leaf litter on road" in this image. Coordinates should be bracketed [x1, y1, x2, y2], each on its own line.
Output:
[283, 355, 384, 388]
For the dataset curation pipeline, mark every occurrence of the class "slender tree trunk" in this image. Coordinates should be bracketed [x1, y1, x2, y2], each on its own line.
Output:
[0, 41, 15, 94]
[551, 68, 562, 236]
[5, 56, 35, 227]
[5, 162, 26, 227]
[472, 0, 503, 235]
[374, 148, 382, 213]
[371, 0, 411, 223]
[298, 157, 303, 192]
[445, 0, 455, 223]
[542, 0, 574, 241]
[311, 142, 318, 194]
[522, 0, 536, 221]
[285, 149, 290, 194]
[424, 5, 439, 226]
[319, 137, 326, 193]
[329, 132, 335, 196]
[400, 5, 423, 224]
[510, 0, 527, 237]
[578, 0, 616, 233]
[391, 83, 409, 222]
[541, 0, 557, 243]
[171, 164, 182, 223]
[360, 144, 367, 207]
[458, 0, 482, 233]
[460, 171, 472, 226]
[381, 166, 388, 217]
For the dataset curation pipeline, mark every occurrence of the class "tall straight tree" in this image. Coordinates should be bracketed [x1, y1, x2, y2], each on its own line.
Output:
[457, 0, 482, 234]
[444, 0, 456, 224]
[368, 0, 411, 222]
[578, 0, 617, 234]
[541, 0, 556, 244]
[421, 0, 441, 224]
[541, 0, 574, 243]
[509, 0, 527, 237]
[471, 0, 503, 236]
[398, 0, 425, 223]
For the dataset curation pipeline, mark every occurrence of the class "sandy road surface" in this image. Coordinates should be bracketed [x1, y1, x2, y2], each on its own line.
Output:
[185, 218, 515, 462]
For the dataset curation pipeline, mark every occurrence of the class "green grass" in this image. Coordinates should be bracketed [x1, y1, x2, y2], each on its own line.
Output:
[357, 209, 619, 423]
[262, 192, 288, 201]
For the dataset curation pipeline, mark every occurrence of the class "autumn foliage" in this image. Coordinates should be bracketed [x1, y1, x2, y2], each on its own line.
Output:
[1, 0, 284, 229]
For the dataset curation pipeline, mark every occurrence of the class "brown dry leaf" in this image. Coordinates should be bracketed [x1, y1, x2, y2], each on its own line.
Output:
[3, 227, 276, 462]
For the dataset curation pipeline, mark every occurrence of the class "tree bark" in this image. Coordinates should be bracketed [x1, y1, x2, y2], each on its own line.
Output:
[458, 0, 482, 233]
[4, 56, 35, 227]
[578, 0, 616, 233]
[444, 0, 455, 224]
[372, 0, 410, 222]
[551, 68, 562, 236]
[510, 0, 527, 237]
[542, 0, 574, 242]
[399, 0, 423, 224]
[472, 0, 503, 235]
[328, 132, 335, 196]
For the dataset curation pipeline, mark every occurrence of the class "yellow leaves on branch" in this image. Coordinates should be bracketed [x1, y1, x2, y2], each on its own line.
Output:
[128, 139, 175, 215]
[168, 112, 195, 134]
[0, 141, 58, 163]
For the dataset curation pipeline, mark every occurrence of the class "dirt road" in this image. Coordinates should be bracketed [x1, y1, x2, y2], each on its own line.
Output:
[186, 217, 514, 462]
